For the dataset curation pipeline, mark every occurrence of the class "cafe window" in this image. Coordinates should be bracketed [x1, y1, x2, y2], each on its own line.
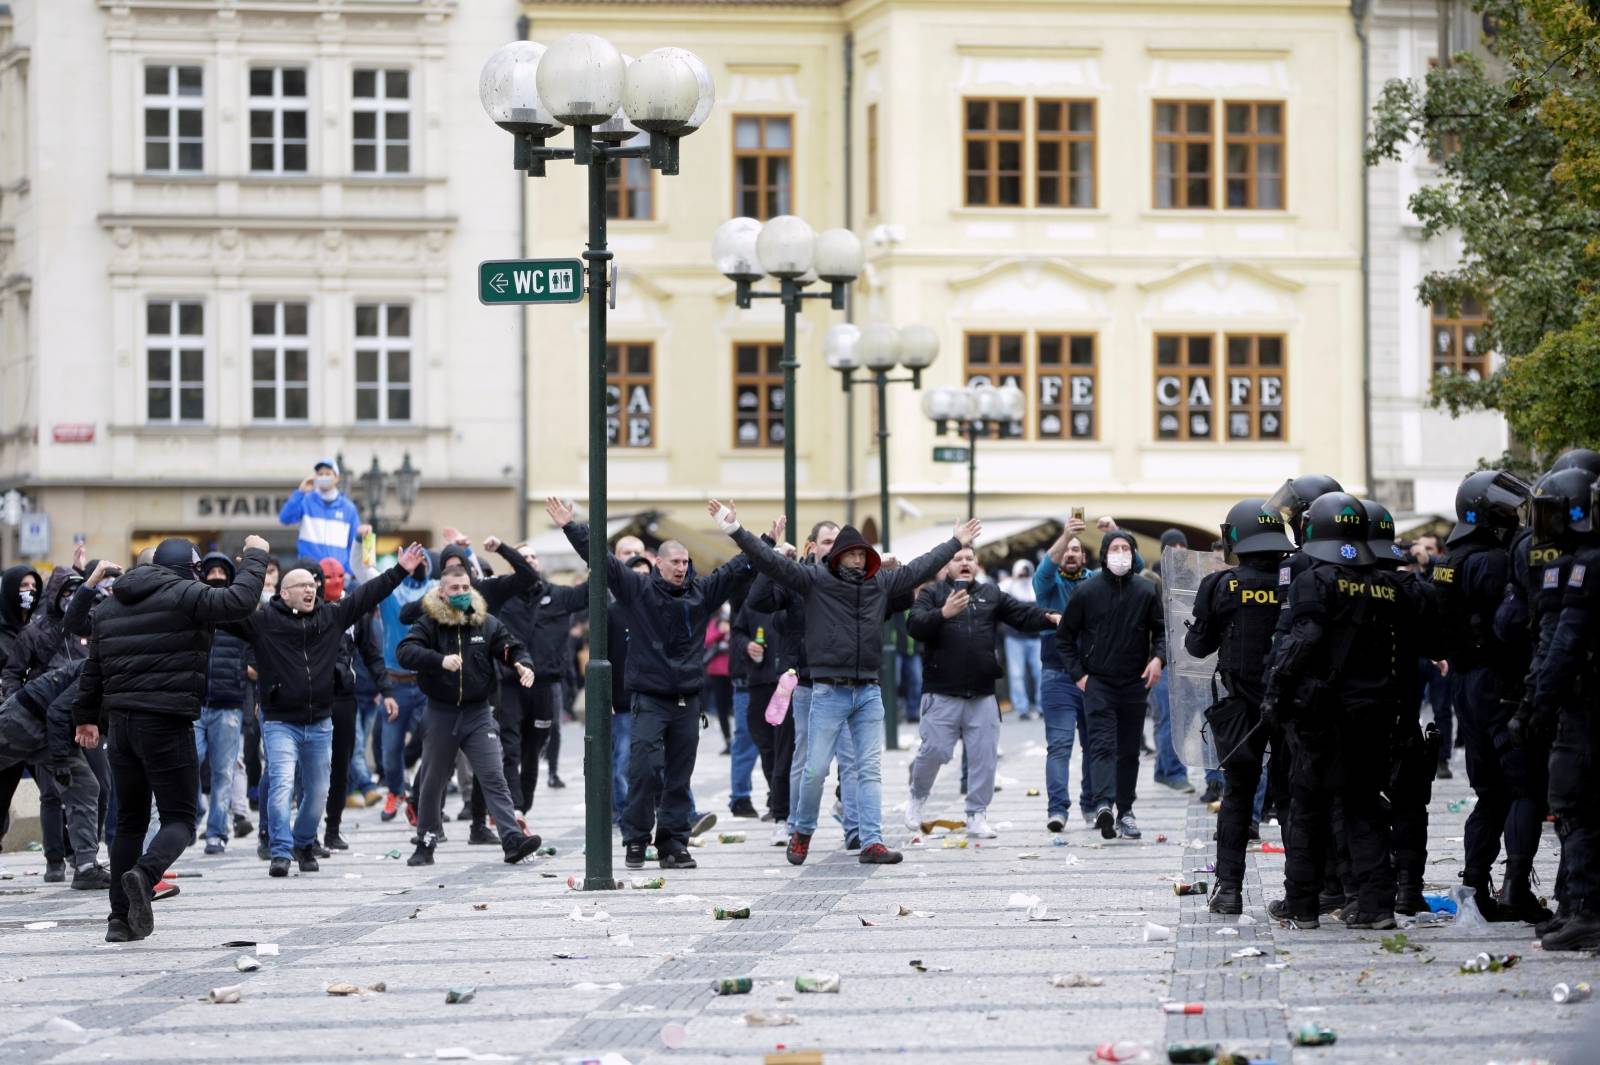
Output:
[963, 331, 1025, 438]
[733, 114, 793, 220]
[963, 98, 1024, 207]
[732, 343, 785, 449]
[1154, 334, 1215, 440]
[1037, 333, 1097, 440]
[145, 299, 205, 423]
[1153, 100, 1213, 209]
[1036, 99, 1096, 208]
[1223, 102, 1285, 209]
[1431, 298, 1489, 379]
[1224, 334, 1286, 440]
[606, 342, 655, 448]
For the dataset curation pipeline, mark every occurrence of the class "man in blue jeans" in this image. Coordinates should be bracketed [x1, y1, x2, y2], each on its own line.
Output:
[374, 550, 433, 821]
[719, 501, 978, 866]
[195, 553, 251, 853]
[1033, 519, 1097, 830]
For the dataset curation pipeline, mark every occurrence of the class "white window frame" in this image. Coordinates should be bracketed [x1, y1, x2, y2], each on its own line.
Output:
[144, 298, 206, 424]
[143, 64, 204, 174]
[248, 66, 308, 174]
[353, 301, 413, 424]
[250, 300, 311, 423]
[352, 68, 411, 175]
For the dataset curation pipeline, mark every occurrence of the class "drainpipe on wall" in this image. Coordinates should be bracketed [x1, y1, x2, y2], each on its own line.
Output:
[1353, 0, 1375, 496]
[515, 14, 531, 542]
[842, 31, 856, 526]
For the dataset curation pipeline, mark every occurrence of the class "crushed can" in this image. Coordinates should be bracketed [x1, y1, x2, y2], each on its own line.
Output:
[713, 976, 754, 995]
[1173, 880, 1208, 897]
[1291, 1023, 1336, 1046]
[714, 906, 751, 920]
[631, 876, 666, 889]
[718, 832, 747, 844]
[1553, 981, 1592, 1004]
[795, 971, 841, 993]
[444, 986, 476, 1004]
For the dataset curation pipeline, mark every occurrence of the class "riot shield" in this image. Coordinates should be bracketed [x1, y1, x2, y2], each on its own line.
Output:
[1161, 545, 1229, 770]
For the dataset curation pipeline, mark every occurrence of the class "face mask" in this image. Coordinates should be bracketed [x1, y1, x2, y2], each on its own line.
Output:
[323, 575, 344, 600]
[1107, 553, 1132, 577]
[448, 593, 473, 613]
[314, 475, 334, 492]
[17, 590, 33, 610]
[205, 577, 229, 589]
[318, 487, 339, 502]
[97, 579, 115, 594]
[260, 591, 273, 605]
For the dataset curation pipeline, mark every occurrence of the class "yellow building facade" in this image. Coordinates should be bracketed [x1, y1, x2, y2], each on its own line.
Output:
[520, 0, 1366, 551]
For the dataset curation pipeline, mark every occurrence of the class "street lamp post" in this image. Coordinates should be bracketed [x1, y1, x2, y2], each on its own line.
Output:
[339, 452, 422, 534]
[714, 217, 862, 538]
[923, 382, 1025, 519]
[825, 322, 939, 751]
[480, 34, 713, 890]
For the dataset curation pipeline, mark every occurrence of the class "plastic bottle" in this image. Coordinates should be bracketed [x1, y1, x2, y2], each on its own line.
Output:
[766, 668, 798, 725]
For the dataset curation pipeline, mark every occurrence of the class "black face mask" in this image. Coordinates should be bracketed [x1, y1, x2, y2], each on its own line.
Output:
[205, 577, 230, 589]
[839, 566, 866, 580]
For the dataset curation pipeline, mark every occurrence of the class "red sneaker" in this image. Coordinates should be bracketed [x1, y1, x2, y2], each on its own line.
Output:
[785, 832, 811, 866]
[151, 879, 181, 901]
[858, 843, 903, 865]
[381, 794, 400, 821]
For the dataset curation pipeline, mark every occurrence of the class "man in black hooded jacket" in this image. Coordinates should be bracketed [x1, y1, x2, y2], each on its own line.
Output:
[72, 535, 270, 942]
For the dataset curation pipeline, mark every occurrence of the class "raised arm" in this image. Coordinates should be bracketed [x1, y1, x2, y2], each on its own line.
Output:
[278, 486, 309, 527]
[180, 544, 270, 623]
[889, 519, 981, 596]
[476, 538, 539, 611]
[332, 543, 422, 628]
[727, 527, 811, 593]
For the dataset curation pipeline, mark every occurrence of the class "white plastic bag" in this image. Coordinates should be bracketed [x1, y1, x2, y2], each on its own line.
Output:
[1448, 885, 1493, 936]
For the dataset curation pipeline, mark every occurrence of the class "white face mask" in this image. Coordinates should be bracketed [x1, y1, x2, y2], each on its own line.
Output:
[1106, 552, 1132, 577]
[17, 589, 34, 610]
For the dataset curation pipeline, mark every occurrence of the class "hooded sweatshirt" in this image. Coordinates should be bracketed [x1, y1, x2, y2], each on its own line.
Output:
[1054, 530, 1167, 684]
[278, 488, 361, 569]
[0, 564, 39, 669]
[0, 567, 85, 697]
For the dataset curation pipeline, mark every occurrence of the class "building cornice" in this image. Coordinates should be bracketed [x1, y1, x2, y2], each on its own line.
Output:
[946, 257, 1115, 292]
[98, 214, 457, 232]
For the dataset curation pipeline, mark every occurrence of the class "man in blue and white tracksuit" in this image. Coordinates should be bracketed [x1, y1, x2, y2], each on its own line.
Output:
[279, 459, 361, 569]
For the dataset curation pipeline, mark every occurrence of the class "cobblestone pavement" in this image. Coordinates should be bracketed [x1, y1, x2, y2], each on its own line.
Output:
[1, 716, 1595, 1065]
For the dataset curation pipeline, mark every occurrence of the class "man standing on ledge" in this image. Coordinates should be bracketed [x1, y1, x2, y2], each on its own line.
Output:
[278, 459, 361, 570]
[715, 498, 980, 867]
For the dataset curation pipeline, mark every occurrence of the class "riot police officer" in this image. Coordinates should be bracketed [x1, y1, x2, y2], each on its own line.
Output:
[1364, 499, 1445, 916]
[1185, 499, 1295, 915]
[1432, 470, 1541, 922]
[1525, 459, 1600, 950]
[1262, 492, 1407, 930]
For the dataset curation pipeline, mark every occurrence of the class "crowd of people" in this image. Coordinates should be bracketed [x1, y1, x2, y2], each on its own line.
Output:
[1, 451, 1597, 953]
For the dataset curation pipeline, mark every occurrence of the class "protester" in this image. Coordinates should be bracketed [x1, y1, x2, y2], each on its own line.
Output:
[194, 552, 251, 855]
[704, 607, 734, 754]
[1034, 518, 1097, 830]
[278, 459, 362, 568]
[372, 549, 433, 821]
[321, 557, 392, 851]
[905, 546, 1058, 838]
[1055, 530, 1166, 841]
[72, 535, 269, 942]
[718, 499, 980, 866]
[999, 559, 1044, 721]
[731, 591, 794, 843]
[608, 552, 656, 825]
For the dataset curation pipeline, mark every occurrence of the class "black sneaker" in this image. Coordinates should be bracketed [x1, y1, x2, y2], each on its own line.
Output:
[256, 841, 271, 861]
[44, 860, 65, 883]
[105, 917, 139, 943]
[660, 848, 698, 870]
[1395, 886, 1427, 916]
[1200, 780, 1223, 805]
[71, 864, 112, 891]
[294, 847, 320, 873]
[503, 832, 543, 864]
[407, 839, 436, 867]
[1247, 821, 1261, 841]
[625, 843, 647, 869]
[690, 812, 718, 837]
[1117, 814, 1142, 840]
[454, 806, 473, 822]
[1046, 814, 1067, 833]
[312, 841, 332, 859]
[1209, 884, 1243, 915]
[858, 843, 903, 864]
[1095, 806, 1116, 840]
[1317, 890, 1345, 916]
[122, 868, 154, 939]
[729, 798, 759, 818]
[323, 832, 349, 852]
[1541, 911, 1600, 951]
[1343, 910, 1397, 930]
[468, 824, 498, 845]
[1435, 762, 1453, 780]
[233, 814, 254, 838]
[269, 857, 290, 877]
[1268, 897, 1318, 929]
[548, 773, 567, 790]
[846, 834, 862, 851]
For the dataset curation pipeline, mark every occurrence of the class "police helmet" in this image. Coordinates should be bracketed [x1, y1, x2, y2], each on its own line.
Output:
[1360, 499, 1407, 568]
[1529, 468, 1598, 544]
[1549, 448, 1600, 477]
[1220, 498, 1295, 556]
[1265, 474, 1344, 526]
[1446, 470, 1532, 547]
[1300, 492, 1375, 566]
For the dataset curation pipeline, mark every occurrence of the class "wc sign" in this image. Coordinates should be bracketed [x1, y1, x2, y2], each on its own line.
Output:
[477, 258, 584, 305]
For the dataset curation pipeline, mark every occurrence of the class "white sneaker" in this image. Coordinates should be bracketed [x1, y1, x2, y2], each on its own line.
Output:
[904, 794, 926, 832]
[967, 812, 998, 838]
[770, 825, 790, 846]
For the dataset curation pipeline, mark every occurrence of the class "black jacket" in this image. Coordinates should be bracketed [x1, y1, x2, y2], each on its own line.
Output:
[483, 570, 586, 689]
[730, 526, 959, 682]
[0, 661, 84, 773]
[219, 564, 406, 724]
[608, 598, 635, 712]
[397, 587, 532, 709]
[1055, 531, 1167, 683]
[0, 563, 39, 671]
[1, 567, 85, 698]
[566, 522, 757, 698]
[72, 550, 269, 727]
[730, 603, 782, 687]
[909, 579, 1056, 697]
[1184, 557, 1283, 703]
[338, 610, 392, 703]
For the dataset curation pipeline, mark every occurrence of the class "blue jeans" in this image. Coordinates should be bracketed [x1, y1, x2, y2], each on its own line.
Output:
[349, 698, 379, 793]
[194, 706, 243, 844]
[262, 719, 334, 859]
[1151, 672, 1189, 784]
[380, 681, 427, 795]
[1005, 635, 1042, 715]
[899, 651, 923, 721]
[1040, 670, 1093, 816]
[730, 687, 758, 805]
[795, 682, 883, 846]
[611, 711, 631, 826]
[788, 685, 859, 839]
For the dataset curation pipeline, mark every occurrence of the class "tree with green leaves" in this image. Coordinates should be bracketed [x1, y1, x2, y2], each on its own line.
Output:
[1366, 0, 1600, 459]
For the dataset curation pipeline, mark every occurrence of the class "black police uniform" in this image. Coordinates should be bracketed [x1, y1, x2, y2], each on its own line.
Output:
[1384, 559, 1446, 910]
[1186, 556, 1282, 895]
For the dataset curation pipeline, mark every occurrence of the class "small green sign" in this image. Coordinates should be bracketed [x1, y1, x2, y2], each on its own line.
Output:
[478, 258, 584, 305]
[932, 446, 971, 464]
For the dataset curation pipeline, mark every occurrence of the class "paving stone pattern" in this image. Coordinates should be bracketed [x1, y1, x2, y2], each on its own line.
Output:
[1, 717, 1596, 1064]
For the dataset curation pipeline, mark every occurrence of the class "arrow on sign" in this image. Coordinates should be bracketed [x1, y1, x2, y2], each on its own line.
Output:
[489, 273, 509, 295]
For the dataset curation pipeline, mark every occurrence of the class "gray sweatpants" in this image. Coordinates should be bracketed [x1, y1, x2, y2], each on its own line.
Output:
[415, 704, 519, 846]
[908, 693, 999, 816]
[61, 752, 102, 870]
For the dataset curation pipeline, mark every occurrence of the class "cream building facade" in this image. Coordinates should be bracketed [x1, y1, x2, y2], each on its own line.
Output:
[522, 0, 1370, 550]
[0, 0, 526, 566]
